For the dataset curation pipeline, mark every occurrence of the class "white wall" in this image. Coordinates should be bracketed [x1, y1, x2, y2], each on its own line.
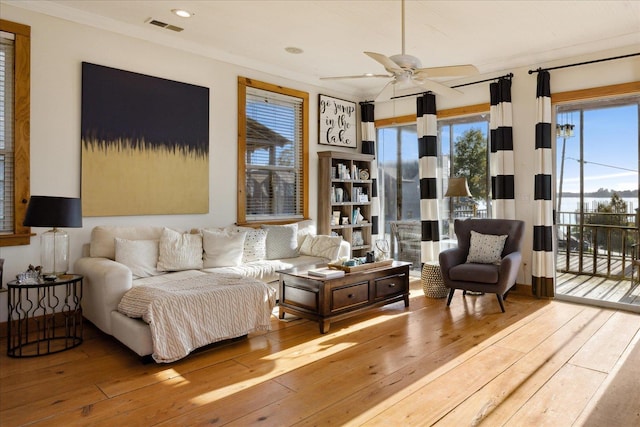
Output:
[1, 4, 638, 318]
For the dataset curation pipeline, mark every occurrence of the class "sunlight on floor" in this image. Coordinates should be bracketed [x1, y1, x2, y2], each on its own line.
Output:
[190, 306, 414, 406]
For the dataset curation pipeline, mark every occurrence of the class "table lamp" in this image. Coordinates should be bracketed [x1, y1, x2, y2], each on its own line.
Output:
[23, 196, 83, 276]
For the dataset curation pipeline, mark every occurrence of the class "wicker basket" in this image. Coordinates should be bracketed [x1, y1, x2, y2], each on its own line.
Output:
[421, 262, 448, 299]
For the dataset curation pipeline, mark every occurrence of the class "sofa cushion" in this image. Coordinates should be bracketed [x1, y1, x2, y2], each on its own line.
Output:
[114, 238, 163, 279]
[450, 263, 500, 284]
[157, 228, 204, 271]
[90, 225, 163, 259]
[202, 229, 246, 268]
[299, 234, 343, 260]
[466, 231, 508, 264]
[262, 223, 298, 259]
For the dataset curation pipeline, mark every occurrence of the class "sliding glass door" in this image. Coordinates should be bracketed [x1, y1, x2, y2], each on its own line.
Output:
[555, 94, 640, 309]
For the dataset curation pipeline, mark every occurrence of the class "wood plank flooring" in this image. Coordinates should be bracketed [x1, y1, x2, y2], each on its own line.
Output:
[1, 280, 639, 426]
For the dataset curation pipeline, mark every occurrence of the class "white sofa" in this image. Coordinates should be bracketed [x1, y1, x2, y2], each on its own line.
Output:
[74, 221, 349, 360]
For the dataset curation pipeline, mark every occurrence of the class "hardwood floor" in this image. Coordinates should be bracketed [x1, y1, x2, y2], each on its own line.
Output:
[1, 279, 639, 426]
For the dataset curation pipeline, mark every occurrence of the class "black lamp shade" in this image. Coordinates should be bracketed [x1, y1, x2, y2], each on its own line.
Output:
[23, 196, 83, 228]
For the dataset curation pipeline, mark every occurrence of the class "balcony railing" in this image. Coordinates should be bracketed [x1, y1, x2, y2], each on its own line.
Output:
[556, 211, 639, 280]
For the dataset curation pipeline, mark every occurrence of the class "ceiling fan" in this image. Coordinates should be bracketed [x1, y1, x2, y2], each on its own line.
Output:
[322, 0, 478, 101]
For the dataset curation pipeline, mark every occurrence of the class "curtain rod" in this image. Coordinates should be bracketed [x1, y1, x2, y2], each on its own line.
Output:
[451, 72, 513, 89]
[386, 72, 514, 101]
[528, 52, 640, 74]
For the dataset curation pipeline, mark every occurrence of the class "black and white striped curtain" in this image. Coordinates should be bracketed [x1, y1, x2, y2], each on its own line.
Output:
[361, 102, 379, 236]
[489, 78, 515, 219]
[417, 93, 440, 263]
[533, 71, 555, 297]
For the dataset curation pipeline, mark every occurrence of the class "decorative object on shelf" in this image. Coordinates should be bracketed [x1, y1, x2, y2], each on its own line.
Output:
[359, 169, 370, 180]
[342, 216, 349, 225]
[331, 211, 340, 225]
[352, 230, 364, 246]
[23, 196, 83, 275]
[352, 207, 360, 225]
[335, 187, 344, 203]
[318, 95, 357, 148]
[376, 239, 390, 261]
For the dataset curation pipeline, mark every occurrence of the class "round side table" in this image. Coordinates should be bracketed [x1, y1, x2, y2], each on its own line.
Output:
[421, 261, 448, 299]
[7, 274, 83, 357]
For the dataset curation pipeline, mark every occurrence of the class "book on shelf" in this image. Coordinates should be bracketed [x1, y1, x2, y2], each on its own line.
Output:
[307, 267, 345, 279]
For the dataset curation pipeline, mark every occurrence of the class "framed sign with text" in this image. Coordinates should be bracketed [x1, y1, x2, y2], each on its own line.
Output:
[319, 94, 357, 148]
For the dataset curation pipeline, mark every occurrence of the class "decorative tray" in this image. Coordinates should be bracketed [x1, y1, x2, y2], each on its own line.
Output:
[327, 259, 393, 273]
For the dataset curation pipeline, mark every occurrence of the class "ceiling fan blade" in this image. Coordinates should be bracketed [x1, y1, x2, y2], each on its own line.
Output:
[320, 74, 392, 80]
[414, 64, 479, 79]
[411, 78, 463, 97]
[364, 51, 404, 74]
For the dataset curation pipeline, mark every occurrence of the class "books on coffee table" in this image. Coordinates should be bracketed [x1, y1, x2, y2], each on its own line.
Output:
[307, 268, 345, 279]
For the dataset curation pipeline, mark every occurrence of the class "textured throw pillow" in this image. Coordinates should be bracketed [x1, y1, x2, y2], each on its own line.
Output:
[299, 234, 343, 260]
[225, 226, 268, 262]
[202, 229, 246, 268]
[262, 223, 299, 259]
[466, 230, 508, 264]
[114, 238, 162, 279]
[157, 228, 204, 271]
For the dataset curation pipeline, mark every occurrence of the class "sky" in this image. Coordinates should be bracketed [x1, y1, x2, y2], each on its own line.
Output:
[557, 102, 638, 195]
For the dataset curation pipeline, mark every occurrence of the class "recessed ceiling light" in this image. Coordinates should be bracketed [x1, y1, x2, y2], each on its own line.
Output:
[285, 46, 304, 54]
[172, 9, 193, 18]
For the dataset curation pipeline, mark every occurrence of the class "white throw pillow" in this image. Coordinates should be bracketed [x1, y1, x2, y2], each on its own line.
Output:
[296, 219, 317, 248]
[157, 228, 204, 271]
[114, 238, 163, 279]
[466, 230, 508, 264]
[262, 223, 298, 259]
[299, 234, 343, 260]
[202, 229, 246, 268]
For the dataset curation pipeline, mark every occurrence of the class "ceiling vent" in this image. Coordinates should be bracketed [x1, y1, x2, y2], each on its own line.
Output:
[147, 19, 184, 32]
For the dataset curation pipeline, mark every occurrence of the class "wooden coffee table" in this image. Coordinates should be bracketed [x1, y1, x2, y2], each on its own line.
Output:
[277, 261, 411, 333]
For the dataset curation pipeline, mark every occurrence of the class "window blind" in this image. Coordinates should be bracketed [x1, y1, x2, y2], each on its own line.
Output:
[0, 32, 15, 234]
[245, 87, 303, 220]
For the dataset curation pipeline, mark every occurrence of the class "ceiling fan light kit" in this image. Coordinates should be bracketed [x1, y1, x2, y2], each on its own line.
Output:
[322, 0, 478, 102]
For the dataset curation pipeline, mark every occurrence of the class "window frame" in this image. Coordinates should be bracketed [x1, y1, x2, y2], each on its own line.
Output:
[237, 77, 309, 225]
[0, 19, 30, 247]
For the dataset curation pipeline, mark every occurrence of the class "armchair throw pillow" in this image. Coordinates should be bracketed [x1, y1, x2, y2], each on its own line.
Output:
[466, 230, 508, 264]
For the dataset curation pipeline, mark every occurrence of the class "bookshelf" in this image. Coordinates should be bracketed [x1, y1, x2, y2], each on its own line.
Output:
[318, 151, 375, 258]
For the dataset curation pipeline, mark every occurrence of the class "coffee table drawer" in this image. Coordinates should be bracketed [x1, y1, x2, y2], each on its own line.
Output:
[332, 281, 369, 312]
[374, 273, 407, 299]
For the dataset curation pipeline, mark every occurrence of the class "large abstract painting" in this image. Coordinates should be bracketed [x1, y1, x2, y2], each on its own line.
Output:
[81, 62, 209, 216]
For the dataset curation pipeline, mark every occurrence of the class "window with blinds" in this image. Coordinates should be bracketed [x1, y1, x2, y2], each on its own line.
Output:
[0, 32, 15, 234]
[244, 86, 304, 221]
